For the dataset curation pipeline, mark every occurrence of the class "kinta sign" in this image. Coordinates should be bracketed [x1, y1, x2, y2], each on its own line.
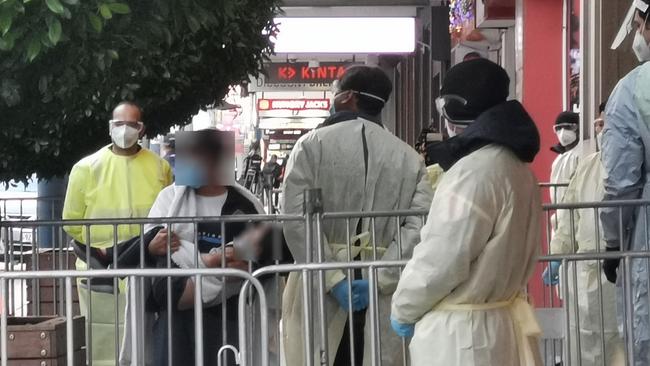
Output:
[266, 62, 348, 84]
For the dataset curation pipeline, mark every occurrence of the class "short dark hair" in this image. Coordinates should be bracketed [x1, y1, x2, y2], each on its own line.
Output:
[598, 101, 607, 114]
[338, 66, 392, 117]
[177, 129, 234, 162]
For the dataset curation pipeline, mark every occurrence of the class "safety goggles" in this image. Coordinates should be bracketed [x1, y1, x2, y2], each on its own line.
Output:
[109, 120, 144, 130]
[553, 123, 578, 133]
[435, 95, 473, 126]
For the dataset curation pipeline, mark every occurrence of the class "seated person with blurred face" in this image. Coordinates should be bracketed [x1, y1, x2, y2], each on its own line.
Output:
[143, 129, 282, 366]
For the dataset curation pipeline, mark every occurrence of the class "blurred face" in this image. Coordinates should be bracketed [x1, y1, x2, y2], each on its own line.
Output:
[194, 153, 220, 185]
[175, 150, 223, 189]
[175, 131, 235, 188]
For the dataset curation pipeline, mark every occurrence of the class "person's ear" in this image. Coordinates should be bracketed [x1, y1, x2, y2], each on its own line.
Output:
[341, 90, 355, 105]
[139, 125, 146, 139]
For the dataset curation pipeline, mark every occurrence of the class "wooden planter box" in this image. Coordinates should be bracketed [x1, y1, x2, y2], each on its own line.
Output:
[2, 316, 85, 365]
[25, 249, 80, 316]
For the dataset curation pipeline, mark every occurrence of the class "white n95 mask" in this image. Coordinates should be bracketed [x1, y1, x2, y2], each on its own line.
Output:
[556, 129, 577, 147]
[445, 120, 465, 138]
[110, 125, 140, 149]
[633, 31, 650, 62]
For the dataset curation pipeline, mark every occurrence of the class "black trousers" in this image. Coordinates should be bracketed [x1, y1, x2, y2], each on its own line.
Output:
[334, 309, 367, 366]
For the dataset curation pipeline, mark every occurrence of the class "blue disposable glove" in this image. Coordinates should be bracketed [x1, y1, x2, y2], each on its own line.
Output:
[390, 317, 415, 338]
[542, 261, 561, 286]
[331, 279, 369, 311]
[351, 279, 369, 310]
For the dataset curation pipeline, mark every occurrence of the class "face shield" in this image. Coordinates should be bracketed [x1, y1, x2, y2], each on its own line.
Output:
[611, 0, 649, 50]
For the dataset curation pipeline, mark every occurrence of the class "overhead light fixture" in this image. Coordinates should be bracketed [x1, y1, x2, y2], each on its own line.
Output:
[272, 17, 416, 54]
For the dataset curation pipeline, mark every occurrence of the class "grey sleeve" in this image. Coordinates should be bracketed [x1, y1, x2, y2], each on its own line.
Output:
[600, 76, 644, 249]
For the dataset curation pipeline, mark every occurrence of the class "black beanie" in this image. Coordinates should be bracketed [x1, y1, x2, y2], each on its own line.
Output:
[440, 59, 510, 121]
[555, 111, 579, 126]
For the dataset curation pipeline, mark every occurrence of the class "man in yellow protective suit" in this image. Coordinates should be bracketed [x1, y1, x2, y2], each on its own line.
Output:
[63, 101, 173, 365]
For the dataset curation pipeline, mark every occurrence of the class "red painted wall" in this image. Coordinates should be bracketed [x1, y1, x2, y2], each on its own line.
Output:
[521, 0, 564, 307]
[522, 0, 564, 185]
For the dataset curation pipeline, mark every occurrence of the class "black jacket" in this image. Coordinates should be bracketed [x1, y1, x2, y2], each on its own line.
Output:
[427, 100, 540, 171]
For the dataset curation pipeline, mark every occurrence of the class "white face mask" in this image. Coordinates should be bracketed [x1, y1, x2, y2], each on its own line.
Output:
[110, 125, 140, 149]
[633, 30, 650, 62]
[556, 129, 577, 147]
[445, 120, 465, 138]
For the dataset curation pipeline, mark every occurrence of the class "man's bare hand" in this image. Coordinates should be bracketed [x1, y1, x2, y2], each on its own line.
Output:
[148, 228, 181, 256]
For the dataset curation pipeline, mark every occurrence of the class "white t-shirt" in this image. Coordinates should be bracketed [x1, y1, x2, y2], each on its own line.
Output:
[195, 192, 228, 217]
[195, 192, 228, 251]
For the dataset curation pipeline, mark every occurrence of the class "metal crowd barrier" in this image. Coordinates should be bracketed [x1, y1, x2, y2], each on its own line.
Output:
[0, 196, 64, 255]
[0, 213, 297, 366]
[537, 199, 650, 366]
[539, 182, 571, 204]
[0, 268, 268, 366]
[0, 192, 647, 366]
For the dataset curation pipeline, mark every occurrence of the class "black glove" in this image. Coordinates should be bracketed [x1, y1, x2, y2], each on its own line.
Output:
[603, 246, 621, 284]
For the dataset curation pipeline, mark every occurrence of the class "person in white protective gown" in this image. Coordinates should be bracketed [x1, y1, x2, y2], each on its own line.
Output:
[390, 59, 543, 366]
[550, 111, 581, 204]
[281, 66, 434, 366]
[600, 2, 650, 364]
[544, 103, 624, 366]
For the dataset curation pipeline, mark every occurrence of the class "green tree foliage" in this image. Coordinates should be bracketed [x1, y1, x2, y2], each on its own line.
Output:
[0, 0, 279, 181]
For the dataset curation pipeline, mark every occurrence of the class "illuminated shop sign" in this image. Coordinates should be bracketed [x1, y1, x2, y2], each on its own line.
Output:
[257, 99, 330, 111]
[272, 17, 416, 53]
[265, 62, 348, 84]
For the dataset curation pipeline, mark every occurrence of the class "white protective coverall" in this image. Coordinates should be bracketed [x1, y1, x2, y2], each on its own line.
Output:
[600, 62, 650, 366]
[281, 117, 433, 366]
[550, 147, 580, 204]
[392, 144, 541, 366]
[550, 152, 624, 366]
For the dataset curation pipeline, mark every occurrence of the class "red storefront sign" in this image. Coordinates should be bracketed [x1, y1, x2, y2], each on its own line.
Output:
[257, 99, 330, 111]
[265, 62, 349, 84]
